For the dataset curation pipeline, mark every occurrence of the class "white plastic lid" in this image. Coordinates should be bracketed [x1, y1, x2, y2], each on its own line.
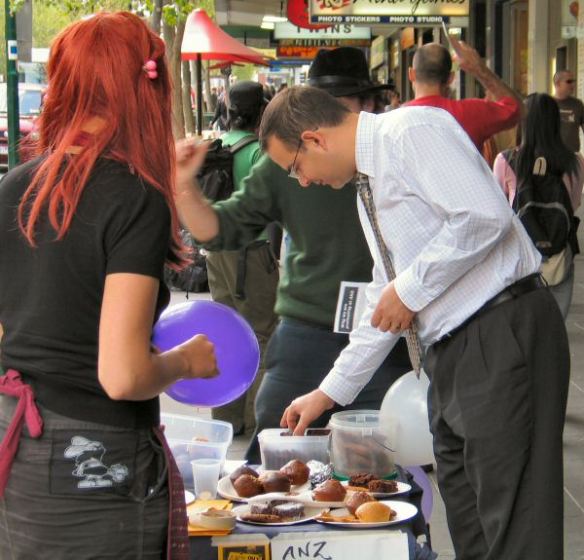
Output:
[328, 410, 380, 428]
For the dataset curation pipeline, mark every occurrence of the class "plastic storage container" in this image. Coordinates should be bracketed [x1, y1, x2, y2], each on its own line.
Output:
[161, 413, 233, 488]
[258, 428, 331, 470]
[329, 410, 395, 479]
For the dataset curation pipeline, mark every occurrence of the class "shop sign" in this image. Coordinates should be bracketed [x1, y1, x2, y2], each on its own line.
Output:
[277, 44, 339, 59]
[288, 0, 332, 29]
[561, 0, 579, 39]
[370, 35, 386, 69]
[278, 37, 371, 47]
[274, 21, 371, 39]
[309, 0, 470, 24]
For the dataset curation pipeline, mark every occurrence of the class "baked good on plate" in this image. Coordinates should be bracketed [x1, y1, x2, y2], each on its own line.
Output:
[312, 479, 346, 502]
[345, 490, 375, 515]
[279, 459, 310, 486]
[355, 501, 395, 522]
[258, 471, 291, 493]
[232, 474, 263, 498]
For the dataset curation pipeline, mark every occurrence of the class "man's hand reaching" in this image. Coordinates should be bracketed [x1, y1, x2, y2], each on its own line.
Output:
[280, 389, 335, 436]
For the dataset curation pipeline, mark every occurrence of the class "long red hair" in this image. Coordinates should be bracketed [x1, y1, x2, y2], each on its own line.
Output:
[18, 11, 187, 267]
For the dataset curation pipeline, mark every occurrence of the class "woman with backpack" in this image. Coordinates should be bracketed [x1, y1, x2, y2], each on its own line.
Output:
[493, 92, 584, 318]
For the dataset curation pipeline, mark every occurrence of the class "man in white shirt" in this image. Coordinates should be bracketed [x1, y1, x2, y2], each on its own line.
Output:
[259, 86, 570, 560]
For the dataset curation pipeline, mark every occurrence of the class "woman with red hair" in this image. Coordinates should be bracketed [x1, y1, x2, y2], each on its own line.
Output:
[0, 12, 217, 558]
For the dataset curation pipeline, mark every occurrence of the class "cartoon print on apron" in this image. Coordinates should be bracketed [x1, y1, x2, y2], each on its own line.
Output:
[49, 429, 137, 496]
[64, 436, 129, 489]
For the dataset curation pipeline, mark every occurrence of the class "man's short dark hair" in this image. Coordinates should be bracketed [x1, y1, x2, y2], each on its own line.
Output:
[413, 43, 452, 86]
[259, 86, 350, 151]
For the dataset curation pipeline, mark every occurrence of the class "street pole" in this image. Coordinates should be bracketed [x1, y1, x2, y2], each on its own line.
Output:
[196, 53, 203, 136]
[4, 0, 20, 169]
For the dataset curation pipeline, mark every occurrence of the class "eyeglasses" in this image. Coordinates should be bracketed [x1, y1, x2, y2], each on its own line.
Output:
[288, 138, 303, 180]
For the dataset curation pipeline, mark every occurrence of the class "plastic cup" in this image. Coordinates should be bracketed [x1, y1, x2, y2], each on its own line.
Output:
[191, 458, 221, 499]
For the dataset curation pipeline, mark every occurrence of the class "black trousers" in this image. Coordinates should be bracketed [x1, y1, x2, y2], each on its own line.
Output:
[425, 288, 569, 560]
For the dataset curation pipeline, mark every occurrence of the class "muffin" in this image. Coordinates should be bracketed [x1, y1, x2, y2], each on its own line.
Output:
[280, 460, 310, 486]
[258, 471, 291, 493]
[229, 465, 259, 483]
[312, 479, 346, 502]
[232, 474, 263, 498]
[355, 501, 394, 522]
[345, 491, 375, 515]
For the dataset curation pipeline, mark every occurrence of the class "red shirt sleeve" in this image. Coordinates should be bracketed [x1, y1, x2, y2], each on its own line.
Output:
[460, 97, 521, 147]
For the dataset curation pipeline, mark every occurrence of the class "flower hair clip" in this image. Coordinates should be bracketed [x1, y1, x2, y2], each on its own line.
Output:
[143, 59, 158, 80]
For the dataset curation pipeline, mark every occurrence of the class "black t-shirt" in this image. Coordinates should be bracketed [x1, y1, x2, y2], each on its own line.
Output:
[0, 157, 171, 428]
[557, 96, 584, 152]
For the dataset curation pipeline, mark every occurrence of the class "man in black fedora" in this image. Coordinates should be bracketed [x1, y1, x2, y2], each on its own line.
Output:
[175, 48, 411, 463]
[307, 46, 392, 109]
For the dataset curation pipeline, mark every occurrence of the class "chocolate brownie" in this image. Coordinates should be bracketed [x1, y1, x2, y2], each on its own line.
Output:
[250, 501, 273, 515]
[239, 513, 281, 524]
[272, 503, 304, 520]
[367, 479, 398, 493]
[348, 473, 376, 488]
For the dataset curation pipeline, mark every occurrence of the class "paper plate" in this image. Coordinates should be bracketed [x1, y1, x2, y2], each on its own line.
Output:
[232, 503, 324, 527]
[341, 480, 411, 498]
[315, 500, 418, 529]
[217, 473, 310, 502]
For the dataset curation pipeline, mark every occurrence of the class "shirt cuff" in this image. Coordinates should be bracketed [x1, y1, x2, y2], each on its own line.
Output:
[319, 372, 363, 407]
[393, 266, 436, 313]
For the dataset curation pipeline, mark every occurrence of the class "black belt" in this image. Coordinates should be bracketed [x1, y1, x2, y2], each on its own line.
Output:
[439, 273, 546, 342]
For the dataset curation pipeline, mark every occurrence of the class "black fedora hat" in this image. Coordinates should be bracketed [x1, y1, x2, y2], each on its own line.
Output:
[308, 47, 393, 97]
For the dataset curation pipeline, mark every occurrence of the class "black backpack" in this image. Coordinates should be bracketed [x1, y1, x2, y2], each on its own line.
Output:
[164, 229, 209, 293]
[503, 149, 575, 257]
[197, 135, 258, 202]
[164, 135, 258, 294]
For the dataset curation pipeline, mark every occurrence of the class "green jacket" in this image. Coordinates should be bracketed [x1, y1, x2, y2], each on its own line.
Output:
[201, 155, 374, 327]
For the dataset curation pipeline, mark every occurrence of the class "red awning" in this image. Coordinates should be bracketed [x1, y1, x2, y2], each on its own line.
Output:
[181, 9, 269, 66]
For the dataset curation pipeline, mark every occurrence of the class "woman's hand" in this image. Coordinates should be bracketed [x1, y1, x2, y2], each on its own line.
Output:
[175, 138, 209, 190]
[176, 334, 219, 379]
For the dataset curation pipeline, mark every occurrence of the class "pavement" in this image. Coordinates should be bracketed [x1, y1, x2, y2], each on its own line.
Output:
[163, 231, 584, 558]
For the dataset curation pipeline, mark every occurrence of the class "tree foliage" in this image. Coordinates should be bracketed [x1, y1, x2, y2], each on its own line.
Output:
[3, 0, 217, 136]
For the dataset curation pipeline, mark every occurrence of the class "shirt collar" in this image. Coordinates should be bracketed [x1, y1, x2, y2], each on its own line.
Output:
[355, 111, 376, 178]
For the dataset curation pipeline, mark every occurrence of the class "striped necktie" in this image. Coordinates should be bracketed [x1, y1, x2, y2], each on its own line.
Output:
[355, 173, 423, 375]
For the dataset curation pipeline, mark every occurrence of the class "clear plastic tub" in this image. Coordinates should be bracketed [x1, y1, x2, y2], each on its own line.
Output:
[161, 413, 233, 488]
[258, 428, 331, 470]
[329, 410, 395, 479]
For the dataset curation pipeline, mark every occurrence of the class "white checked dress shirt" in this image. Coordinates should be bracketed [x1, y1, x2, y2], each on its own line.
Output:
[320, 107, 542, 406]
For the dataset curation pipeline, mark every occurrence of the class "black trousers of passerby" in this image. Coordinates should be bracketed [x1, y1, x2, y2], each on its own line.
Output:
[425, 287, 569, 560]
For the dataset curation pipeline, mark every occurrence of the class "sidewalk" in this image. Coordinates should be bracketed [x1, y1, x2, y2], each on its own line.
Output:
[162, 252, 584, 558]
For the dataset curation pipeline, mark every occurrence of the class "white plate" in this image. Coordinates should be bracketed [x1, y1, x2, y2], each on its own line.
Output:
[315, 500, 418, 529]
[294, 490, 346, 509]
[232, 503, 324, 526]
[184, 490, 195, 505]
[217, 473, 310, 502]
[341, 480, 412, 498]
